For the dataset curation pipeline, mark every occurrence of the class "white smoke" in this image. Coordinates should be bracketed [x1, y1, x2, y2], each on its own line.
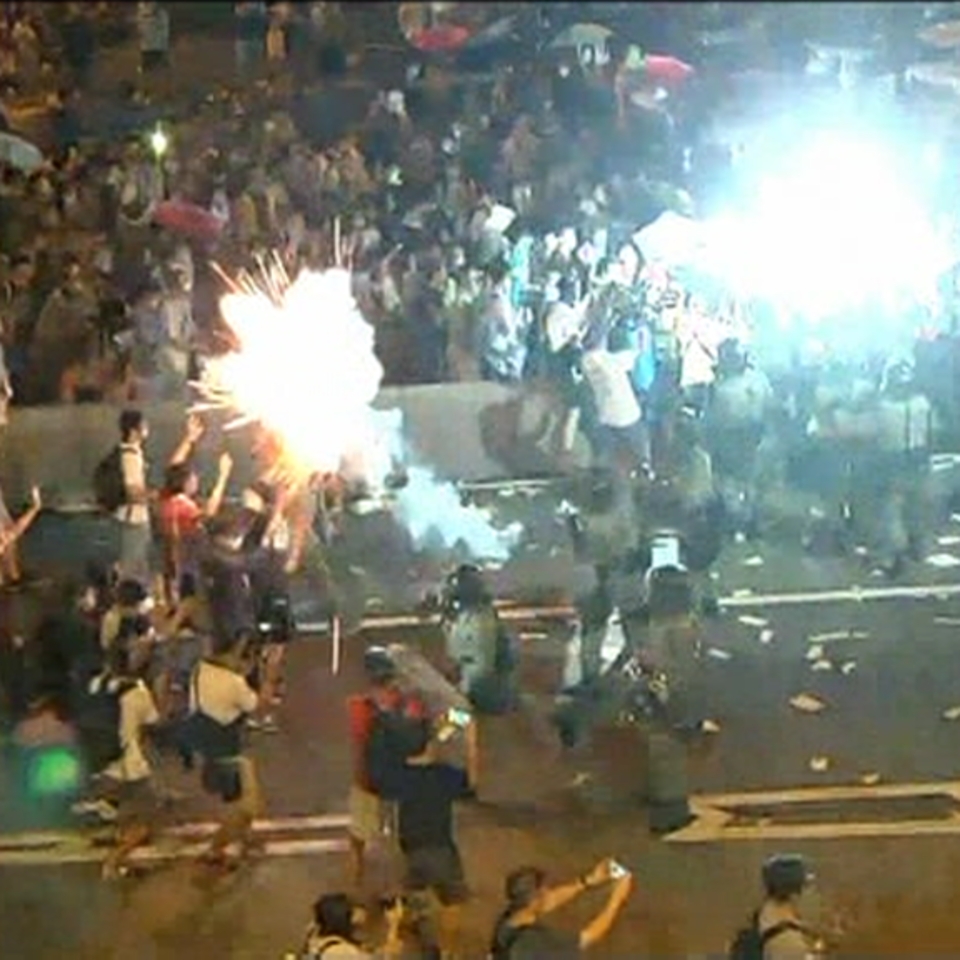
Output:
[206, 266, 518, 562]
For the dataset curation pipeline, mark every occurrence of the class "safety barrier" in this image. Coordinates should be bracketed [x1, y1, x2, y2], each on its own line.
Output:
[0, 383, 591, 505]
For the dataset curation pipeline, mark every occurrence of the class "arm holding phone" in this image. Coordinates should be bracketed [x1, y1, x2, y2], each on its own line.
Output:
[579, 862, 633, 951]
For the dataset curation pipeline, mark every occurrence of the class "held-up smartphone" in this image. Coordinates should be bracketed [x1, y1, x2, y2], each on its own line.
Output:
[447, 707, 472, 729]
[609, 859, 631, 879]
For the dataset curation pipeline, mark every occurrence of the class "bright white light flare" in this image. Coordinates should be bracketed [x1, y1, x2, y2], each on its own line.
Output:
[208, 268, 386, 480]
[704, 134, 953, 316]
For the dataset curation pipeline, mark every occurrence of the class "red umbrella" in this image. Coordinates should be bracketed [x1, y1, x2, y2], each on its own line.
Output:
[152, 200, 226, 243]
[644, 54, 695, 85]
[410, 24, 471, 52]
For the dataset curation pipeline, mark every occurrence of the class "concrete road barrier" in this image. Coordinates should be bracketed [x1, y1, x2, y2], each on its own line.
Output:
[0, 383, 591, 504]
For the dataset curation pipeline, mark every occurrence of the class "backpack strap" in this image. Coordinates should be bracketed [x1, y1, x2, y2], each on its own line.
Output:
[760, 919, 805, 946]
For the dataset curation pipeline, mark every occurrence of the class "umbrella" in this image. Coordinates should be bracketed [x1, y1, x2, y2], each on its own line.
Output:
[152, 200, 226, 243]
[643, 54, 695, 85]
[548, 22, 613, 50]
[409, 24, 471, 52]
[918, 20, 960, 49]
[0, 132, 43, 173]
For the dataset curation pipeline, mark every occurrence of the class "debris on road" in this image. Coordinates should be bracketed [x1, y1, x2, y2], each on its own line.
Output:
[743, 555, 764, 567]
[809, 756, 831, 772]
[934, 617, 960, 626]
[840, 661, 857, 676]
[926, 553, 960, 569]
[519, 631, 548, 642]
[806, 644, 825, 661]
[700, 719, 721, 734]
[790, 693, 827, 714]
[738, 614, 768, 628]
[859, 772, 881, 785]
[942, 706, 960, 721]
[732, 589, 755, 598]
[807, 630, 869, 644]
[938, 535, 960, 547]
[811, 659, 833, 672]
[365, 596, 384, 609]
[707, 646, 732, 660]
[759, 628, 775, 644]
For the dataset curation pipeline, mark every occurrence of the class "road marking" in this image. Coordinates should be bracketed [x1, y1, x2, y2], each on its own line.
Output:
[720, 583, 960, 608]
[666, 781, 960, 843]
[300, 604, 576, 633]
[0, 813, 352, 867]
[0, 838, 348, 868]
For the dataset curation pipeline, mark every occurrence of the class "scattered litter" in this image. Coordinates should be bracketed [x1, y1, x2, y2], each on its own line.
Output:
[364, 597, 384, 609]
[742, 555, 764, 567]
[700, 719, 721, 734]
[709, 570, 720, 580]
[934, 617, 960, 626]
[790, 693, 827, 714]
[840, 661, 857, 676]
[939, 535, 960, 547]
[811, 659, 833, 672]
[943, 706, 960, 721]
[738, 614, 768, 628]
[570, 772, 592, 788]
[808, 630, 869, 644]
[854, 545, 869, 556]
[734, 532, 747, 544]
[519, 631, 548, 642]
[484, 562, 504, 571]
[497, 488, 518, 498]
[809, 756, 831, 772]
[732, 588, 754, 598]
[926, 553, 960, 569]
[806, 645, 825, 662]
[707, 647, 732, 661]
[759, 628, 775, 645]
[348, 565, 366, 577]
[859, 772, 881, 786]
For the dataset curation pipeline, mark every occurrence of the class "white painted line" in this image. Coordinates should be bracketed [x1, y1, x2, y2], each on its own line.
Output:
[668, 817, 960, 843]
[664, 781, 960, 844]
[687, 780, 960, 807]
[168, 813, 350, 838]
[299, 605, 575, 634]
[0, 837, 349, 868]
[720, 583, 960, 608]
[459, 477, 561, 491]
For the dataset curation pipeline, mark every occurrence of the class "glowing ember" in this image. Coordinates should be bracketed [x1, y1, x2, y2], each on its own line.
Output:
[198, 264, 390, 484]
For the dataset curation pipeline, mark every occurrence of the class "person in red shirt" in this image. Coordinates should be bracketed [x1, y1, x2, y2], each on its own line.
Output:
[158, 420, 233, 608]
[345, 646, 426, 888]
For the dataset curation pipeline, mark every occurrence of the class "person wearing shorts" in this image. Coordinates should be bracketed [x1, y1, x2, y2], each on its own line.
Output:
[94, 646, 165, 880]
[345, 647, 426, 887]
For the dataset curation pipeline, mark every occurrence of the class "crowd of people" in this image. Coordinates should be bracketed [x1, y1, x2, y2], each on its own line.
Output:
[0, 4, 951, 956]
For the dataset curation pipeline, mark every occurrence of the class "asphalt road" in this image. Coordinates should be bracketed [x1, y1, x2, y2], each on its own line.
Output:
[5, 511, 960, 957]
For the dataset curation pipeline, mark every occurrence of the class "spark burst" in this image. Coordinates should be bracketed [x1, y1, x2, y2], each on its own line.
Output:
[193, 254, 392, 486]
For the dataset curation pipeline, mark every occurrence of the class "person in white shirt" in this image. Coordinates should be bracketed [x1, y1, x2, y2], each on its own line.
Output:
[95, 645, 163, 880]
[189, 633, 262, 868]
[581, 345, 650, 475]
[115, 409, 152, 585]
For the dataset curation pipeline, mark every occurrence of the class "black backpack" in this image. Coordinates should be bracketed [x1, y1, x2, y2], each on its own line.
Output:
[75, 673, 134, 774]
[729, 911, 804, 960]
[364, 695, 423, 800]
[93, 445, 126, 513]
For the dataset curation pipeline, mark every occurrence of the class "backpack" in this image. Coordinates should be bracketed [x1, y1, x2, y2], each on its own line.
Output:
[728, 912, 804, 960]
[363, 695, 422, 800]
[74, 673, 133, 774]
[93, 445, 126, 513]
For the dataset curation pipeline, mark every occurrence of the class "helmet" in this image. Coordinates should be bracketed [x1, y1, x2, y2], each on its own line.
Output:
[362, 646, 396, 684]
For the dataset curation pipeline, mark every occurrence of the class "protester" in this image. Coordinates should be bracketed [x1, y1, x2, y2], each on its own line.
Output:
[186, 630, 263, 870]
[490, 860, 634, 958]
[299, 892, 404, 959]
[345, 646, 427, 889]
